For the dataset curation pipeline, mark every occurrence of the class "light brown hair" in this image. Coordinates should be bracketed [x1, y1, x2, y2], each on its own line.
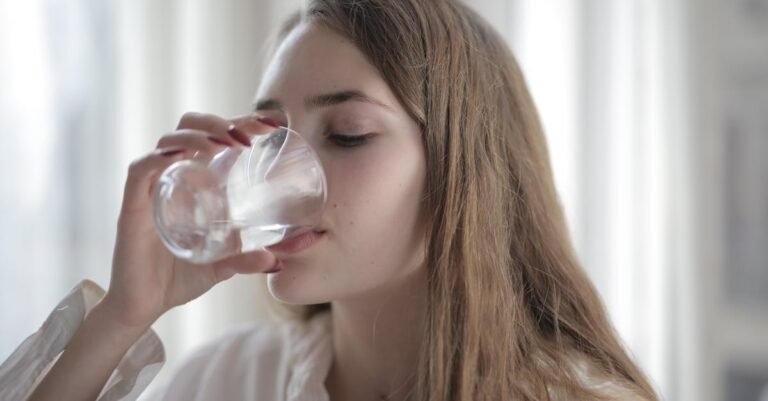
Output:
[268, 1, 659, 400]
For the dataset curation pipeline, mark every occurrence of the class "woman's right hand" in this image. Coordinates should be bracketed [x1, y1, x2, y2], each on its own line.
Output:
[100, 112, 279, 331]
[27, 113, 281, 401]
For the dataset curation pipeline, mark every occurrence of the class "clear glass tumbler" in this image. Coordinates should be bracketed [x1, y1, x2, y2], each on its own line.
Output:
[152, 126, 326, 264]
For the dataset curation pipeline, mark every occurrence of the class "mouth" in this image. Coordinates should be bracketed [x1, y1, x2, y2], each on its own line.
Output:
[265, 227, 326, 255]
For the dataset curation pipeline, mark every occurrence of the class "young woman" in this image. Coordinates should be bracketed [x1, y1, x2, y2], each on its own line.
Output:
[4, 1, 659, 400]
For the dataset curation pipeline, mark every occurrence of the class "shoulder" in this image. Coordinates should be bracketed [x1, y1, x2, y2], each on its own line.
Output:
[156, 312, 332, 400]
[183, 311, 331, 372]
[183, 321, 291, 367]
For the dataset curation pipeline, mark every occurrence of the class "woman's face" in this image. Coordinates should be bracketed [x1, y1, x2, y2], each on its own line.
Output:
[254, 22, 426, 305]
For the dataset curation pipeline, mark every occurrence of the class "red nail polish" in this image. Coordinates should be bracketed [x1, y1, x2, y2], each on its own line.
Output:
[207, 136, 233, 146]
[227, 125, 252, 147]
[160, 148, 186, 156]
[256, 117, 281, 128]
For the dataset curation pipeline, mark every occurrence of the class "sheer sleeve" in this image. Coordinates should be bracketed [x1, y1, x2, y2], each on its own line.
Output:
[0, 280, 165, 401]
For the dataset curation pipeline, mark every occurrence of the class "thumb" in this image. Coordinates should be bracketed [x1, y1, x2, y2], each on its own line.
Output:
[213, 266, 238, 283]
[212, 249, 278, 275]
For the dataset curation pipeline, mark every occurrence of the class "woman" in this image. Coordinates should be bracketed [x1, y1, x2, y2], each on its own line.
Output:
[3, 1, 659, 400]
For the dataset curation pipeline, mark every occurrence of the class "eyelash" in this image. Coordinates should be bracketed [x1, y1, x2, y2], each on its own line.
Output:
[327, 133, 372, 148]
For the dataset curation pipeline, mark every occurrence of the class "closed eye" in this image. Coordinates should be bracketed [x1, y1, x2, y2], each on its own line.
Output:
[327, 133, 373, 148]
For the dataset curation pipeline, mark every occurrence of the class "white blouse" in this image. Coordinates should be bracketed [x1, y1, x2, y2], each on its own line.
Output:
[0, 280, 334, 401]
[0, 280, 644, 401]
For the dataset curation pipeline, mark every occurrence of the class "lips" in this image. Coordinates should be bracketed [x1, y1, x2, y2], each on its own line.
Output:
[265, 228, 325, 254]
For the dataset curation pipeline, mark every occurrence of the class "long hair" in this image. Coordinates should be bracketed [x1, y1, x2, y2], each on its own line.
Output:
[268, 1, 659, 400]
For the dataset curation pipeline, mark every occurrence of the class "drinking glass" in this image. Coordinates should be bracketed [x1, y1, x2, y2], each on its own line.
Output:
[152, 125, 326, 263]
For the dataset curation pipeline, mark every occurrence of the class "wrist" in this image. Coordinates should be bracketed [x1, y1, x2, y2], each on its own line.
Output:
[26, 295, 156, 401]
[85, 298, 155, 344]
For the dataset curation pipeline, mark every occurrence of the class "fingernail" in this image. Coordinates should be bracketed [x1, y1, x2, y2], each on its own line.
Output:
[207, 136, 233, 146]
[256, 117, 281, 128]
[227, 124, 252, 147]
[159, 148, 186, 157]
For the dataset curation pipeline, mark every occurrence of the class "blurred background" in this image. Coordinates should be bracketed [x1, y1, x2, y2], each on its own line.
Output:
[0, 0, 766, 400]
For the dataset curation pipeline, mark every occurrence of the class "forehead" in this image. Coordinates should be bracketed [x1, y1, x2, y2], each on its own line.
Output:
[255, 22, 393, 106]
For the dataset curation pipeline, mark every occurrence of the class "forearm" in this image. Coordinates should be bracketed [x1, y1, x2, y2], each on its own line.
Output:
[27, 299, 151, 401]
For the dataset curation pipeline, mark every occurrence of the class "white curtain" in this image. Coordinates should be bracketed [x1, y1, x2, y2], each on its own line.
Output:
[471, 1, 697, 400]
[0, 1, 713, 400]
[0, 0, 121, 366]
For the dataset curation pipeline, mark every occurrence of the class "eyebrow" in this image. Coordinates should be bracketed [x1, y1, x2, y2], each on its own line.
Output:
[253, 89, 392, 112]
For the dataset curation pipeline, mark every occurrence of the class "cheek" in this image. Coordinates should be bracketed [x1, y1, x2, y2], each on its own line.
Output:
[267, 138, 425, 304]
[324, 142, 425, 259]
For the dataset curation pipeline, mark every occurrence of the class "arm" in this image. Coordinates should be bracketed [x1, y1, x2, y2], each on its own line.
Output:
[20, 112, 277, 401]
[0, 280, 164, 401]
[27, 299, 150, 401]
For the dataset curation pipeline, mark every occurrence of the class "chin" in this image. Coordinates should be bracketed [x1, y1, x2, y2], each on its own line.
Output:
[266, 268, 331, 305]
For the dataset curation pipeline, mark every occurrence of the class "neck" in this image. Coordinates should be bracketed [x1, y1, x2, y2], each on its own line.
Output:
[325, 268, 427, 401]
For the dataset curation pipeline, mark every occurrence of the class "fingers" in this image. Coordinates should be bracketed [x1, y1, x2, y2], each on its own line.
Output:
[156, 128, 238, 152]
[120, 127, 234, 225]
[175, 112, 278, 148]
[176, 112, 247, 147]
[121, 147, 192, 215]
[228, 113, 281, 134]
[212, 250, 279, 275]
[176, 111, 232, 133]
[118, 111, 284, 258]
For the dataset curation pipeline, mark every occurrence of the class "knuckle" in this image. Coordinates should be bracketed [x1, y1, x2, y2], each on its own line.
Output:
[156, 132, 176, 148]
[178, 111, 203, 127]
[177, 111, 226, 133]
[128, 152, 157, 173]
[177, 111, 216, 130]
[127, 157, 145, 173]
